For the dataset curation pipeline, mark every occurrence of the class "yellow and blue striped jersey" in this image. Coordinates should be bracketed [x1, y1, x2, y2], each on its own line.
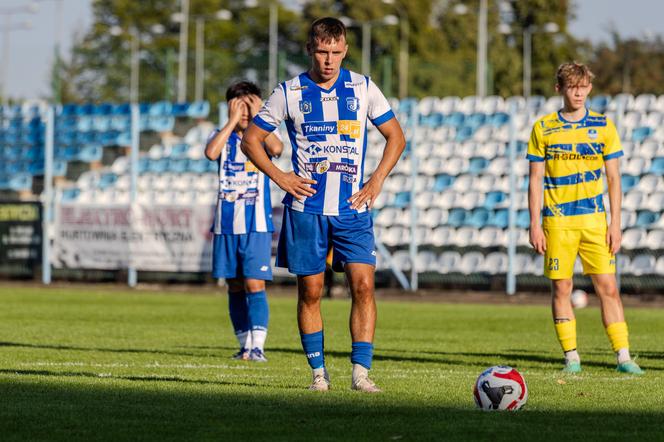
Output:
[527, 109, 623, 229]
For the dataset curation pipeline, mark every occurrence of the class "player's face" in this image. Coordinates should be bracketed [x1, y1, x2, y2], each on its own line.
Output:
[558, 80, 592, 112]
[308, 37, 348, 82]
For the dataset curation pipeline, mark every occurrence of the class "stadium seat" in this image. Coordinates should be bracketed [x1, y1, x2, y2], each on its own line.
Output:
[620, 174, 639, 193]
[622, 228, 647, 250]
[635, 210, 660, 228]
[634, 93, 657, 112]
[514, 253, 535, 275]
[431, 226, 453, 247]
[415, 251, 438, 273]
[487, 209, 508, 229]
[632, 127, 653, 143]
[476, 227, 506, 248]
[630, 254, 656, 276]
[459, 252, 484, 274]
[421, 208, 447, 228]
[481, 252, 508, 274]
[447, 208, 468, 227]
[590, 95, 610, 113]
[415, 191, 436, 209]
[623, 190, 646, 211]
[465, 208, 491, 228]
[438, 250, 462, 273]
[649, 157, 664, 175]
[645, 229, 664, 250]
[433, 174, 455, 192]
[449, 226, 477, 247]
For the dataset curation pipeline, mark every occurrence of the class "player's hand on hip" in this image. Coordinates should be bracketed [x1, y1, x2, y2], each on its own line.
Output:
[607, 224, 622, 255]
[529, 225, 546, 255]
[228, 98, 244, 124]
[348, 176, 383, 210]
[277, 171, 316, 202]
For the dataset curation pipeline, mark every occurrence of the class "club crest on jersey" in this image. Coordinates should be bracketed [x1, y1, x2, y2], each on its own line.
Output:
[224, 191, 238, 202]
[588, 128, 598, 140]
[346, 97, 359, 112]
[316, 160, 331, 174]
[299, 100, 312, 114]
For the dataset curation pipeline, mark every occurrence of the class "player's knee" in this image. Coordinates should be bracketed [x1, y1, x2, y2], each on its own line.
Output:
[594, 279, 619, 299]
[551, 279, 573, 297]
[351, 277, 374, 302]
[244, 279, 265, 293]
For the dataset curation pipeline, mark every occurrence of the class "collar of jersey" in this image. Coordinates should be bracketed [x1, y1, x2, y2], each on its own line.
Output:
[557, 107, 589, 125]
[302, 68, 346, 93]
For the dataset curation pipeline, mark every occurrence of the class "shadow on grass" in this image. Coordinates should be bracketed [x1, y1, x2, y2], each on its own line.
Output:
[0, 378, 661, 442]
[0, 341, 216, 358]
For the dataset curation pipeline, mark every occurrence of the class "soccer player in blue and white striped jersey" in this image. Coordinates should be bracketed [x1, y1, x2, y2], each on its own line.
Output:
[242, 18, 406, 392]
[205, 82, 283, 362]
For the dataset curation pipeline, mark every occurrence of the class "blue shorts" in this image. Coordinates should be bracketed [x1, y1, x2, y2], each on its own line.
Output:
[212, 231, 273, 280]
[276, 207, 376, 276]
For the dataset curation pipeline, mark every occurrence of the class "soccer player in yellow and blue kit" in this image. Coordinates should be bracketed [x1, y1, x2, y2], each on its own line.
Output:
[527, 62, 643, 375]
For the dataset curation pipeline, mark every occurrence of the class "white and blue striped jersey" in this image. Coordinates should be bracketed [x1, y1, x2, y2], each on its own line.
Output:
[211, 131, 274, 234]
[253, 68, 395, 216]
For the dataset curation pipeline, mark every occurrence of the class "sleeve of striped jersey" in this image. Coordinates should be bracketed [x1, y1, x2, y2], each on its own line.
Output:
[526, 122, 545, 162]
[367, 79, 395, 126]
[254, 85, 286, 132]
[603, 118, 624, 160]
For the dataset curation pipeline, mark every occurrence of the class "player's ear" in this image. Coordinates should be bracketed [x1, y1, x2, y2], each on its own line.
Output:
[554, 83, 561, 94]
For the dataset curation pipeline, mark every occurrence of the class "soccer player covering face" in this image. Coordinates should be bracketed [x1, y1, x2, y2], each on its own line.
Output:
[527, 62, 643, 375]
[205, 82, 283, 362]
[242, 17, 406, 391]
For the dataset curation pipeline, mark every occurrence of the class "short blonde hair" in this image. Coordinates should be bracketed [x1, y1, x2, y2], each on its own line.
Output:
[556, 62, 595, 88]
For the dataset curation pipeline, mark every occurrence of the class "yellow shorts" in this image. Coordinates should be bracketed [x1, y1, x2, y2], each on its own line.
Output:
[543, 227, 615, 279]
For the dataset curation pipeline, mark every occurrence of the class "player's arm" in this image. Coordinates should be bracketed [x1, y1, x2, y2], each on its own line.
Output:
[348, 118, 405, 210]
[264, 132, 283, 158]
[241, 123, 316, 201]
[528, 161, 546, 255]
[605, 158, 622, 255]
[204, 98, 243, 161]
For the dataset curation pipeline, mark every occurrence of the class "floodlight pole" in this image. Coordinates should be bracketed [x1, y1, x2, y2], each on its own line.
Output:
[128, 104, 140, 287]
[177, 0, 190, 102]
[476, 0, 488, 97]
[506, 101, 517, 295]
[268, 2, 278, 88]
[42, 106, 54, 285]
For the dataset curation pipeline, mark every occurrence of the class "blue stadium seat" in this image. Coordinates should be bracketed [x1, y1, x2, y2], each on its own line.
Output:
[516, 209, 531, 229]
[76, 103, 95, 116]
[168, 159, 188, 173]
[149, 101, 173, 117]
[187, 101, 210, 119]
[8, 173, 32, 191]
[465, 113, 487, 129]
[455, 126, 475, 142]
[393, 191, 411, 208]
[468, 157, 489, 175]
[95, 103, 114, 115]
[590, 95, 610, 113]
[28, 160, 45, 175]
[92, 116, 112, 132]
[484, 191, 507, 209]
[447, 208, 468, 227]
[632, 126, 653, 143]
[649, 157, 664, 175]
[110, 116, 131, 132]
[78, 145, 103, 162]
[170, 143, 189, 159]
[98, 172, 118, 190]
[148, 158, 169, 173]
[444, 112, 465, 128]
[112, 103, 131, 115]
[61, 187, 81, 202]
[487, 209, 508, 229]
[635, 210, 660, 228]
[115, 131, 132, 147]
[621, 174, 639, 192]
[488, 112, 509, 127]
[189, 159, 208, 174]
[149, 116, 175, 132]
[466, 208, 491, 228]
[433, 174, 454, 192]
[172, 102, 190, 117]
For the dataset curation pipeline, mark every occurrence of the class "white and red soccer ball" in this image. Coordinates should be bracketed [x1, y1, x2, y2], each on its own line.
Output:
[473, 366, 528, 411]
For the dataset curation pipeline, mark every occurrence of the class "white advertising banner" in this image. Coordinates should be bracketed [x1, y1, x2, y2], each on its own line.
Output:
[52, 204, 215, 271]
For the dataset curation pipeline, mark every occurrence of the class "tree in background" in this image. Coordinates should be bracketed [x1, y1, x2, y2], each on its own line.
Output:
[53, 0, 664, 102]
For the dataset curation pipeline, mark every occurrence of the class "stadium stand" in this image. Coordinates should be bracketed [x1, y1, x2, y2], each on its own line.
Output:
[2, 93, 664, 286]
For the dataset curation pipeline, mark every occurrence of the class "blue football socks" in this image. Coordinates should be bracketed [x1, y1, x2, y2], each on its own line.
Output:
[301, 330, 325, 369]
[228, 290, 250, 349]
[247, 290, 269, 351]
[351, 341, 374, 370]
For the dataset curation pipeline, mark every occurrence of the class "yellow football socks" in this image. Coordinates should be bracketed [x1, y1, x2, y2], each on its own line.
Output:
[606, 321, 629, 353]
[554, 319, 577, 352]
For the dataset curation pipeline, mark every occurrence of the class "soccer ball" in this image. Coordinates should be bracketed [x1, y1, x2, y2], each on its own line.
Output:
[473, 366, 528, 411]
[571, 289, 589, 309]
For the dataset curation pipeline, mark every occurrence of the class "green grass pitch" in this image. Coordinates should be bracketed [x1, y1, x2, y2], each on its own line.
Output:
[1, 286, 663, 441]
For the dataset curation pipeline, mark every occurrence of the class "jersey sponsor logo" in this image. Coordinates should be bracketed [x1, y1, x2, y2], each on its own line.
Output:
[344, 81, 363, 87]
[224, 161, 246, 172]
[299, 100, 312, 114]
[320, 96, 339, 102]
[290, 84, 308, 91]
[545, 153, 599, 161]
[588, 128, 598, 140]
[260, 265, 269, 271]
[346, 97, 360, 111]
[301, 120, 361, 139]
[304, 161, 358, 175]
[303, 143, 359, 155]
